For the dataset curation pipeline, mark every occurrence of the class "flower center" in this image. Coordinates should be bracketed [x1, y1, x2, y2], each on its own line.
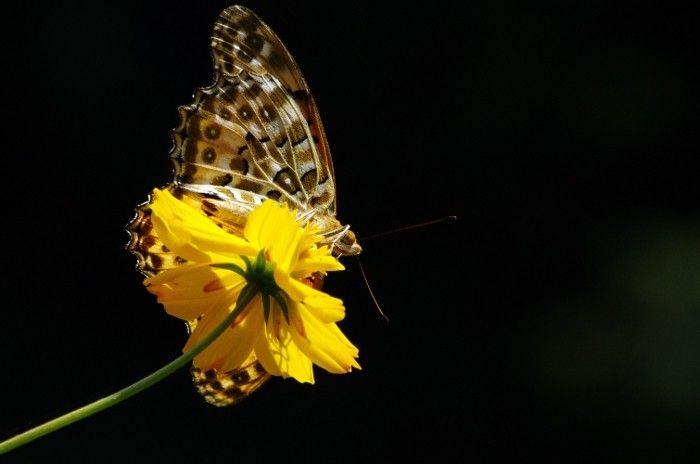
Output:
[212, 250, 289, 322]
[242, 251, 278, 296]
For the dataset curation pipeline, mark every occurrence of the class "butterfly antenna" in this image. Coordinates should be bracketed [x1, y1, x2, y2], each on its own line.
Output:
[359, 215, 458, 241]
[355, 257, 389, 322]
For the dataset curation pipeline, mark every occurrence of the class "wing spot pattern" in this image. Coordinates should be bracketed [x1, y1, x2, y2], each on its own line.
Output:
[202, 147, 217, 163]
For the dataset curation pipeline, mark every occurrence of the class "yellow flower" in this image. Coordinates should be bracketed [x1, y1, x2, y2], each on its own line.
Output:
[143, 188, 360, 383]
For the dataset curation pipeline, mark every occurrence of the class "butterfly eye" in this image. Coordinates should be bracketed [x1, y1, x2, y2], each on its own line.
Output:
[343, 230, 357, 244]
[335, 230, 362, 257]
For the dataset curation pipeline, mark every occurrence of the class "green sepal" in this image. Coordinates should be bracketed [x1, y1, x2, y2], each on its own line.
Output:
[209, 250, 285, 323]
[240, 254, 253, 271]
[236, 283, 257, 313]
[254, 249, 266, 273]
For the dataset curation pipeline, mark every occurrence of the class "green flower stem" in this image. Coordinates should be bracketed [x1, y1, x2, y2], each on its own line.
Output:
[0, 286, 258, 455]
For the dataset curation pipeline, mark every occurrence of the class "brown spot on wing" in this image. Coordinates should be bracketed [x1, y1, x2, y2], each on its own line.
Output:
[202, 147, 217, 163]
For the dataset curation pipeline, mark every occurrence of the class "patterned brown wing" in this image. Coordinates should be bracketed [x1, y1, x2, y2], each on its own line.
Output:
[211, 5, 337, 208]
[127, 191, 185, 278]
[170, 5, 336, 214]
[192, 355, 270, 407]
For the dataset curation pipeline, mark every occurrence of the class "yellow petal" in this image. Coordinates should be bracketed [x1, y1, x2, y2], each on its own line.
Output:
[243, 200, 277, 249]
[145, 262, 207, 286]
[244, 200, 310, 272]
[270, 216, 303, 272]
[277, 274, 346, 323]
[151, 289, 225, 321]
[301, 293, 346, 323]
[253, 310, 315, 383]
[293, 254, 345, 275]
[184, 295, 233, 357]
[145, 263, 245, 320]
[273, 270, 304, 302]
[252, 327, 281, 377]
[193, 295, 265, 372]
[218, 296, 266, 372]
[290, 303, 360, 373]
[145, 262, 235, 288]
[327, 321, 361, 355]
[296, 226, 323, 255]
[150, 189, 257, 262]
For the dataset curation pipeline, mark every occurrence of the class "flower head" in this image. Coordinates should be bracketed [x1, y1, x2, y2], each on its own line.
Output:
[144, 189, 360, 383]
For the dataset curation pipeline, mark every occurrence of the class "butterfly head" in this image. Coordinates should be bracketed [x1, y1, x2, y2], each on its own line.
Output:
[335, 228, 362, 257]
[318, 218, 362, 257]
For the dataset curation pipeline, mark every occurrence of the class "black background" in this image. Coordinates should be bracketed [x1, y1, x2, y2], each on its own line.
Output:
[2, 1, 699, 461]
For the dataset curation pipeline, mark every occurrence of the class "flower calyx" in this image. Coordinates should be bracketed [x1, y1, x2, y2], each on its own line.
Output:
[212, 249, 289, 323]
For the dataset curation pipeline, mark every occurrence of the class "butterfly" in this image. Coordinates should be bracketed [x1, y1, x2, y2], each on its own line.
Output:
[127, 5, 361, 406]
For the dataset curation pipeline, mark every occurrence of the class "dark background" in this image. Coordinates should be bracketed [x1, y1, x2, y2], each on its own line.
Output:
[1, 1, 699, 461]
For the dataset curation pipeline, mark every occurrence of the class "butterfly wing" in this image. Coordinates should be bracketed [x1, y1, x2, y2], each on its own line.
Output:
[211, 5, 337, 211]
[171, 5, 337, 215]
